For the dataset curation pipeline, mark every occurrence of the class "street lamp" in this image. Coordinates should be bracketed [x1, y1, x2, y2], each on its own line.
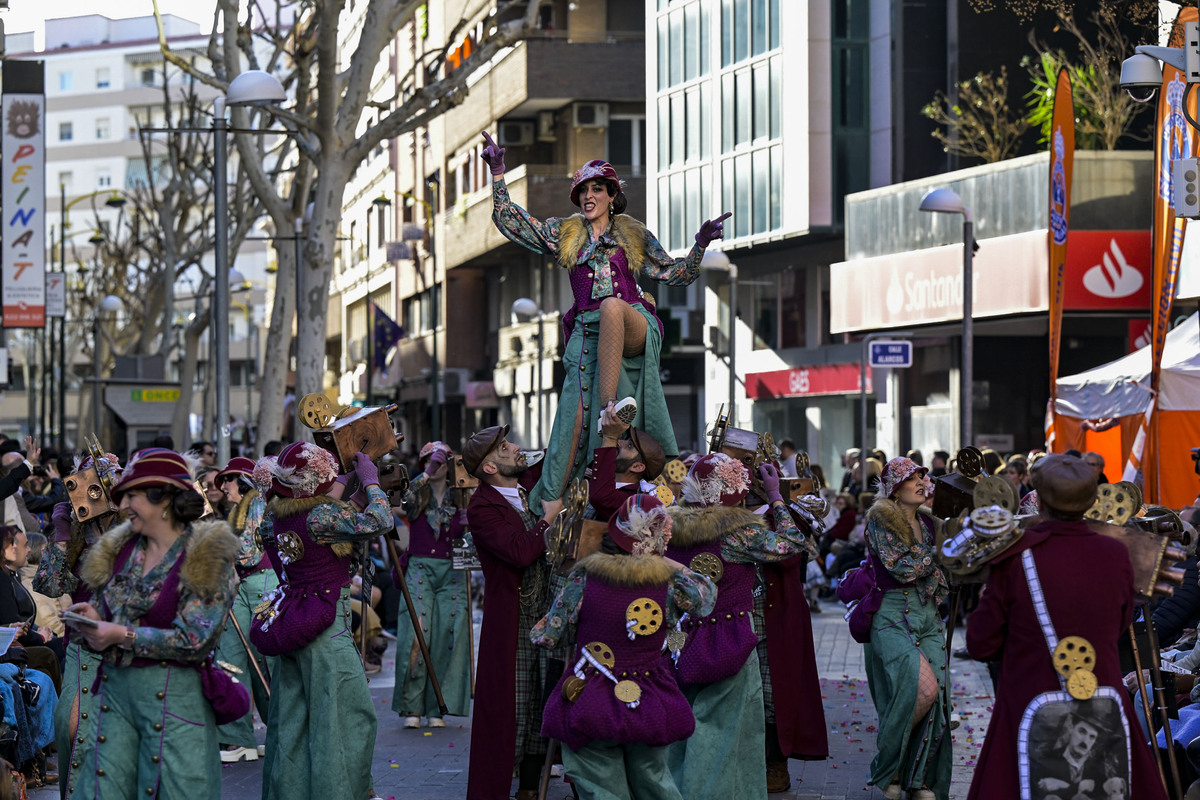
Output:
[212, 69, 287, 465]
[401, 179, 441, 440]
[363, 194, 393, 406]
[511, 298, 546, 444]
[701, 249, 738, 425]
[919, 187, 975, 448]
[92, 294, 124, 439]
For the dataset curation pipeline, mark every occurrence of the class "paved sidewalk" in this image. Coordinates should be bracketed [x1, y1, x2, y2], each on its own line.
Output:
[35, 605, 997, 799]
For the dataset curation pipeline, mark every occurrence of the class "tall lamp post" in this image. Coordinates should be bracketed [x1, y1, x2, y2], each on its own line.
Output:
[919, 187, 975, 449]
[701, 249, 738, 424]
[511, 298, 546, 443]
[211, 70, 287, 465]
[364, 193, 392, 406]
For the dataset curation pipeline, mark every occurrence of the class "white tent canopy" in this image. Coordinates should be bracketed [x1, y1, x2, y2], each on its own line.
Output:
[1055, 313, 1200, 417]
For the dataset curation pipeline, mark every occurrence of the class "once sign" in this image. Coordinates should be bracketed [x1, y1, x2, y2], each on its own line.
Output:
[869, 341, 913, 368]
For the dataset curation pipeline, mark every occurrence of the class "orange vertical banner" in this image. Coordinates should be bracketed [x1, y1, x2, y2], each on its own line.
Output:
[1127, 6, 1198, 499]
[1046, 67, 1074, 453]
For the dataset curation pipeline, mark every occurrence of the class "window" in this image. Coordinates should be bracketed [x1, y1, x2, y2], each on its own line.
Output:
[58, 171, 73, 194]
[95, 117, 110, 140]
[141, 68, 156, 87]
[59, 72, 73, 92]
[608, 117, 645, 170]
[59, 122, 73, 142]
[97, 169, 112, 188]
[95, 68, 110, 89]
[657, 1, 710, 91]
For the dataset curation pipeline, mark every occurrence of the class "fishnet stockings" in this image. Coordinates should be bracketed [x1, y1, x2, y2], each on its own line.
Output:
[595, 297, 647, 407]
[912, 652, 938, 726]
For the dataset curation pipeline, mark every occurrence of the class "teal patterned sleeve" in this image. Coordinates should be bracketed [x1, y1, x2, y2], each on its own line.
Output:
[124, 574, 238, 664]
[720, 506, 815, 565]
[669, 567, 717, 618]
[309, 486, 393, 543]
[33, 541, 78, 597]
[639, 227, 704, 287]
[865, 514, 947, 602]
[236, 495, 267, 568]
[530, 568, 586, 649]
[491, 178, 563, 257]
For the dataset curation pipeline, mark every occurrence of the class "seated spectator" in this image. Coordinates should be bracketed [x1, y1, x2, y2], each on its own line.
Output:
[16, 533, 68, 639]
[819, 493, 859, 559]
[0, 527, 61, 691]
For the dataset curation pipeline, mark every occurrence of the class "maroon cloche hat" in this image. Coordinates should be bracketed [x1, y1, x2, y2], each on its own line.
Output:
[110, 448, 195, 502]
[215, 456, 257, 485]
[569, 160, 622, 207]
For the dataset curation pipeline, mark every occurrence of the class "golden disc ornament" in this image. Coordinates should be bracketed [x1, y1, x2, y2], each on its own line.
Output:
[689, 552, 724, 582]
[666, 630, 687, 654]
[1067, 669, 1098, 701]
[664, 460, 687, 483]
[974, 476, 1018, 513]
[275, 530, 306, 563]
[956, 447, 985, 479]
[626, 598, 664, 637]
[297, 393, 335, 429]
[614, 680, 642, 704]
[562, 676, 586, 702]
[1052, 636, 1096, 677]
[654, 484, 675, 506]
[584, 641, 615, 669]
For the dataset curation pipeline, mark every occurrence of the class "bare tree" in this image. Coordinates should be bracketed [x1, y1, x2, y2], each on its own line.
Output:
[152, 0, 546, 446]
[921, 67, 1031, 163]
[74, 65, 267, 446]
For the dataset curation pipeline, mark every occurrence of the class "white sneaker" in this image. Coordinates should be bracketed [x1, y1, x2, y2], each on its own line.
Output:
[909, 790, 935, 800]
[598, 397, 638, 434]
[257, 745, 265, 758]
[428, 717, 446, 728]
[882, 785, 902, 800]
[220, 746, 259, 763]
[403, 716, 421, 729]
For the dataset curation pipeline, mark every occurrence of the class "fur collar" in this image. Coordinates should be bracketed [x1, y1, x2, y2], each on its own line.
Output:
[230, 489, 259, 534]
[80, 518, 240, 597]
[557, 214, 649, 273]
[866, 499, 936, 545]
[267, 494, 345, 520]
[576, 553, 677, 587]
[667, 505, 764, 548]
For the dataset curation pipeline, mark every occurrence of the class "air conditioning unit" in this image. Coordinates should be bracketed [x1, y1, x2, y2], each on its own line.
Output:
[497, 121, 534, 147]
[573, 102, 609, 129]
[440, 367, 470, 397]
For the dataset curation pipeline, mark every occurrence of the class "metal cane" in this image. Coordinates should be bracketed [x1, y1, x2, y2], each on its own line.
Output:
[384, 534, 448, 716]
[226, 609, 270, 699]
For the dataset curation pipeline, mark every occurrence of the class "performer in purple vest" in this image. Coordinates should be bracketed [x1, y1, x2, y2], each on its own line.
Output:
[664, 453, 818, 800]
[64, 448, 240, 800]
[532, 494, 715, 800]
[253, 443, 392, 800]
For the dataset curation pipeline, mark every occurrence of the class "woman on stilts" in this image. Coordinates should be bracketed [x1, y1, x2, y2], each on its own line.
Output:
[482, 130, 730, 505]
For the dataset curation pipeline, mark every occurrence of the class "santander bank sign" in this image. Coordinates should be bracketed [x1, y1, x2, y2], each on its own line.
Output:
[830, 229, 1151, 334]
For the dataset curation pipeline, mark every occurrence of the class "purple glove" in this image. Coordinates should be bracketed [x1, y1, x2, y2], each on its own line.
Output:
[695, 212, 732, 248]
[759, 463, 783, 504]
[52, 502, 73, 543]
[335, 472, 353, 487]
[425, 448, 448, 476]
[354, 452, 380, 487]
[481, 131, 507, 176]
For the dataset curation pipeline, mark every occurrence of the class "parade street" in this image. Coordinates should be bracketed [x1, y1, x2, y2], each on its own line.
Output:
[30, 612, 993, 800]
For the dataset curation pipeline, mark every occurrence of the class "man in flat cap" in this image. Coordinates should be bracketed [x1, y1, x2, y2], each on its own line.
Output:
[462, 425, 562, 800]
[965, 454, 1166, 800]
[587, 400, 669, 522]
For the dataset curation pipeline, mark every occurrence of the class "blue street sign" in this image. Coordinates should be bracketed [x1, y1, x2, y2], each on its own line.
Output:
[869, 341, 913, 368]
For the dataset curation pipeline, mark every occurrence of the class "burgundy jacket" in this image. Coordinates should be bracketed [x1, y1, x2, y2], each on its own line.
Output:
[586, 446, 646, 523]
[465, 462, 545, 800]
[965, 519, 1166, 800]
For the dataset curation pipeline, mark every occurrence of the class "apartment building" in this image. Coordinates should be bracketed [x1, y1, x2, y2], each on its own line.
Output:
[331, 0, 648, 453]
[2, 14, 271, 450]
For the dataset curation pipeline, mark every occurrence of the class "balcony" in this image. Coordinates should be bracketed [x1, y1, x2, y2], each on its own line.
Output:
[444, 34, 645, 153]
[441, 164, 647, 269]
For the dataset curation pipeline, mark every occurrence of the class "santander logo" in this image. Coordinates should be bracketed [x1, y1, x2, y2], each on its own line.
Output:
[1083, 239, 1144, 299]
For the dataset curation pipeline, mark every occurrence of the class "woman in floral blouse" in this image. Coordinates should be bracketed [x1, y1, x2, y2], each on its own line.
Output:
[64, 448, 240, 800]
[481, 130, 730, 505]
[861, 457, 951, 800]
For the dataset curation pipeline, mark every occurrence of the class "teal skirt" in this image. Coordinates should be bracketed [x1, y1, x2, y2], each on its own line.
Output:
[863, 589, 952, 799]
[58, 641, 102, 799]
[531, 304, 677, 506]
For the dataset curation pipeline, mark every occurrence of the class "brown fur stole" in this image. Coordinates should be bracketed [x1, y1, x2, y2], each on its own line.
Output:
[79, 518, 239, 597]
[229, 489, 259, 535]
[266, 494, 356, 558]
[865, 498, 938, 547]
[575, 552, 677, 587]
[667, 505, 765, 548]
[557, 214, 650, 273]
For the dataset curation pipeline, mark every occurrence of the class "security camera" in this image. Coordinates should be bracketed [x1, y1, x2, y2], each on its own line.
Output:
[1120, 53, 1163, 103]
